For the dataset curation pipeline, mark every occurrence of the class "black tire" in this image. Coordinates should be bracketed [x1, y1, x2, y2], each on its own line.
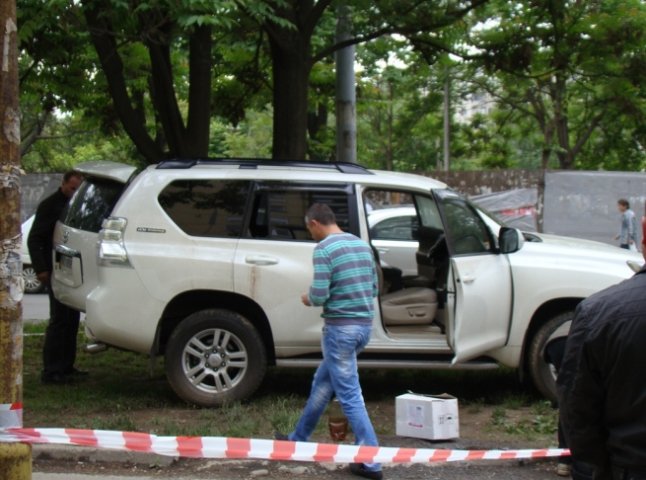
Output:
[165, 309, 267, 407]
[527, 311, 573, 403]
[22, 265, 45, 294]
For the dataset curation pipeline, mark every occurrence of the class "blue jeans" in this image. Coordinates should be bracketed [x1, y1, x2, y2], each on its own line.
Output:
[289, 324, 381, 472]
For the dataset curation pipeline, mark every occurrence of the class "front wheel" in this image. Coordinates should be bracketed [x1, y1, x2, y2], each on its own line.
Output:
[527, 311, 573, 403]
[165, 309, 267, 407]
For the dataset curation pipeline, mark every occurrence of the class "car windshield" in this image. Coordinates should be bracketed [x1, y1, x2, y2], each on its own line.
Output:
[473, 203, 504, 233]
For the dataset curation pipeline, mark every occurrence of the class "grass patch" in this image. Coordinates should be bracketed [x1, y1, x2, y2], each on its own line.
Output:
[489, 401, 558, 440]
[23, 320, 554, 444]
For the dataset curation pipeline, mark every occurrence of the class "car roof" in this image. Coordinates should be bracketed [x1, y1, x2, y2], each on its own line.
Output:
[140, 161, 447, 192]
[367, 206, 417, 226]
[75, 161, 138, 184]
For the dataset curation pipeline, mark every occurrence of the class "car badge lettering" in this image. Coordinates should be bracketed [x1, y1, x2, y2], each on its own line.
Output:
[62, 229, 70, 243]
[137, 227, 166, 234]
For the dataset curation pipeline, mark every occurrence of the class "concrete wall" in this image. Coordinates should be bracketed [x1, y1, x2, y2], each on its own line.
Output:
[543, 171, 646, 245]
[424, 169, 542, 197]
[21, 174, 63, 222]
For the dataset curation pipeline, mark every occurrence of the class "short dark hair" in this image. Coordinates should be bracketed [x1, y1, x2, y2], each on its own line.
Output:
[618, 198, 630, 208]
[63, 170, 83, 183]
[306, 203, 336, 226]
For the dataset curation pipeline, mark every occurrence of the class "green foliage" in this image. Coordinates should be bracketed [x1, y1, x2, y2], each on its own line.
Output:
[218, 107, 273, 158]
[21, 113, 143, 173]
[462, 0, 646, 170]
[17, 0, 645, 171]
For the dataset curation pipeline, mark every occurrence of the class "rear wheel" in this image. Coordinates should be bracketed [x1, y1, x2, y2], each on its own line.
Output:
[165, 309, 267, 407]
[527, 311, 573, 403]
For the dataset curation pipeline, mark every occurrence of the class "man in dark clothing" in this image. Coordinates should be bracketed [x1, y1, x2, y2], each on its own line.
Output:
[27, 171, 84, 384]
[557, 265, 646, 480]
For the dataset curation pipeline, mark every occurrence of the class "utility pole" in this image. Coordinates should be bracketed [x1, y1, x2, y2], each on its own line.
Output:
[335, 3, 356, 164]
[442, 76, 450, 172]
[0, 0, 32, 476]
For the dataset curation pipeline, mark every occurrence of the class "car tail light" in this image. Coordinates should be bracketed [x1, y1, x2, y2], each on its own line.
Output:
[98, 217, 131, 267]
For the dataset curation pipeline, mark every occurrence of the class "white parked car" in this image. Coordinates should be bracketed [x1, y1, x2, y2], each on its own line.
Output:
[368, 206, 419, 276]
[21, 215, 45, 294]
[52, 159, 643, 406]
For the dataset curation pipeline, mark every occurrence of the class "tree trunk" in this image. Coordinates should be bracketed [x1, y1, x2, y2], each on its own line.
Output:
[307, 102, 328, 161]
[20, 108, 52, 156]
[0, 0, 32, 474]
[269, 37, 311, 160]
[186, 25, 212, 158]
[84, 0, 212, 163]
[147, 40, 187, 157]
[83, 0, 163, 164]
[541, 123, 554, 169]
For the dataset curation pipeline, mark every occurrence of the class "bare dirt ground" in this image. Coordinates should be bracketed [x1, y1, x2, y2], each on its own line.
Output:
[34, 456, 560, 479]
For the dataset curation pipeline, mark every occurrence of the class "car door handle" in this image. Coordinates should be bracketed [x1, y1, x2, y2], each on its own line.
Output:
[245, 255, 279, 266]
[462, 275, 476, 284]
[377, 248, 389, 254]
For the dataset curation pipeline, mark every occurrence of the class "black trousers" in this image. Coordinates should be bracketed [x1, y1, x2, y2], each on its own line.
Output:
[572, 462, 646, 480]
[612, 467, 646, 480]
[42, 287, 81, 377]
[558, 422, 572, 464]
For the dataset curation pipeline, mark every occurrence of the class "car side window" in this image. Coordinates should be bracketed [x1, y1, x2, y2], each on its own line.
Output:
[415, 195, 443, 231]
[372, 216, 418, 241]
[439, 195, 493, 255]
[249, 187, 351, 241]
[158, 179, 250, 238]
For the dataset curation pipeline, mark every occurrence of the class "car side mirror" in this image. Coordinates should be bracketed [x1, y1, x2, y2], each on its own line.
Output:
[499, 227, 524, 254]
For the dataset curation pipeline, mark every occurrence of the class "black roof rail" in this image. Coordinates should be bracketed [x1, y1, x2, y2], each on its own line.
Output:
[156, 158, 373, 175]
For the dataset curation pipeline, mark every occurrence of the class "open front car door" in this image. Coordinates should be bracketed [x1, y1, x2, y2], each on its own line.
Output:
[434, 191, 513, 363]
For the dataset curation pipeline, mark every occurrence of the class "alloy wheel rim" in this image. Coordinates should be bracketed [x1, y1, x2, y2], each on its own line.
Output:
[22, 267, 41, 292]
[181, 328, 248, 394]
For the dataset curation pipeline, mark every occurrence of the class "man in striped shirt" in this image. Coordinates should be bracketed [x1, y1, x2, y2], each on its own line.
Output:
[281, 203, 383, 480]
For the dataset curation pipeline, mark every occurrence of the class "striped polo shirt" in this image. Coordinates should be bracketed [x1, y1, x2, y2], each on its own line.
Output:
[308, 232, 378, 326]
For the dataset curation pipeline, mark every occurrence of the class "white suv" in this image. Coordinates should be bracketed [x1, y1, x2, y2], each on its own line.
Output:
[52, 159, 642, 407]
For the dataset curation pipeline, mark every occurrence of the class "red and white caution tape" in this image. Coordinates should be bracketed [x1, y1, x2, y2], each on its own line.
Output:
[0, 403, 22, 428]
[0, 427, 569, 464]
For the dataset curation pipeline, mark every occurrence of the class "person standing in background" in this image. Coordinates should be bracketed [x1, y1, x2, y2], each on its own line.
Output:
[28, 171, 85, 384]
[614, 199, 637, 249]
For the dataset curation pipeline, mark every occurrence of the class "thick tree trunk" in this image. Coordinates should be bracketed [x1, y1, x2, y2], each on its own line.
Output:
[264, 0, 331, 160]
[147, 41, 187, 157]
[186, 25, 212, 158]
[83, 0, 163, 164]
[85, 0, 212, 163]
[269, 37, 311, 160]
[0, 0, 32, 474]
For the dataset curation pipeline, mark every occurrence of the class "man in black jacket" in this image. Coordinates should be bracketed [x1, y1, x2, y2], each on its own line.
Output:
[27, 171, 84, 384]
[557, 265, 646, 480]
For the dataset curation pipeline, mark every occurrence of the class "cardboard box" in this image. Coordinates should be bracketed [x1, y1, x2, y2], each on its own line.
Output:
[395, 393, 459, 440]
